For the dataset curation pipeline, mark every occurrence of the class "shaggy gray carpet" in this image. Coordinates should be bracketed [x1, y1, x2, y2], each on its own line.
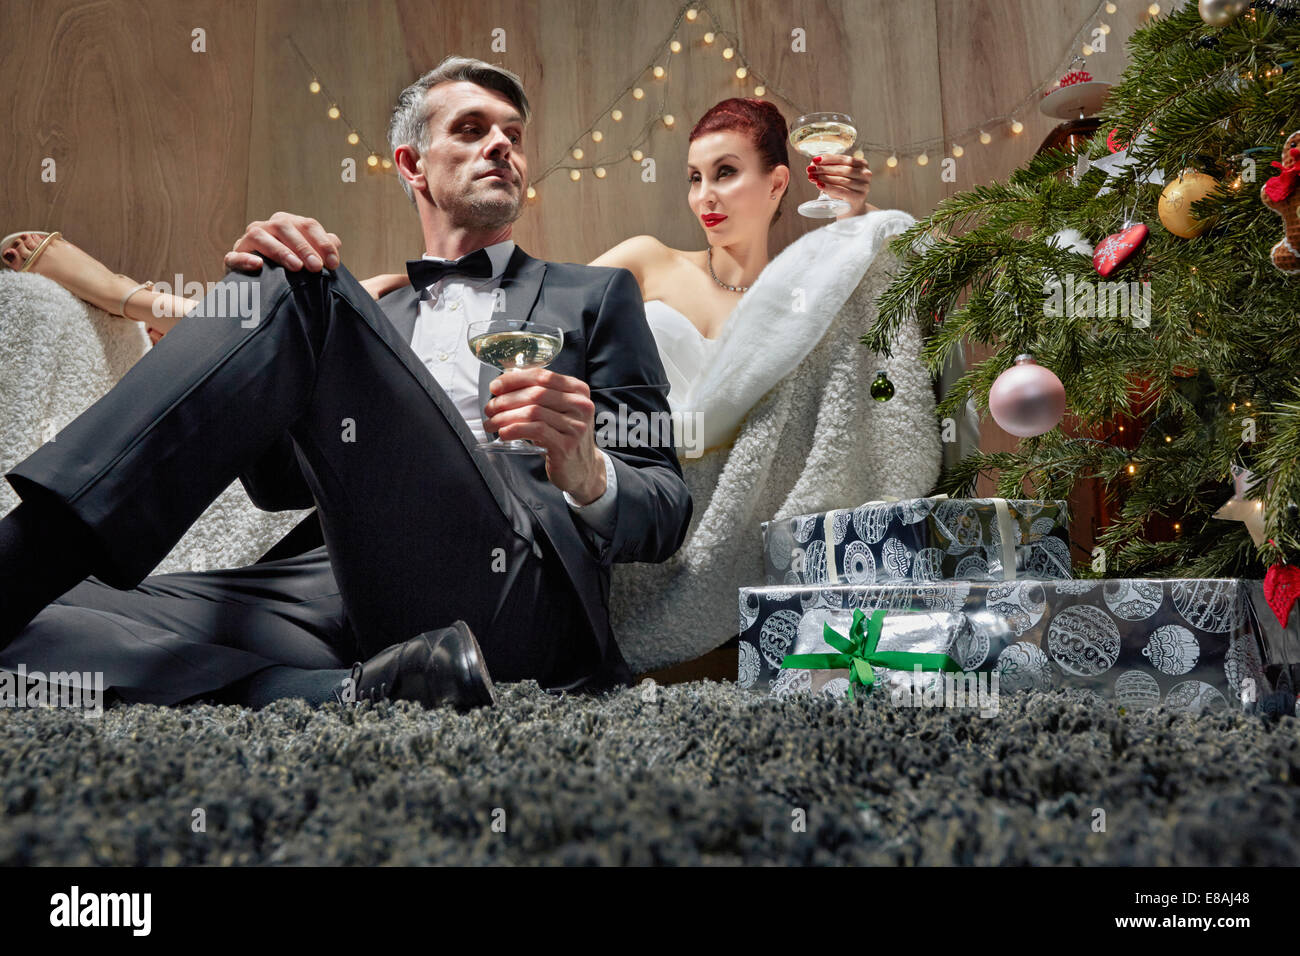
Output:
[1, 680, 1297, 865]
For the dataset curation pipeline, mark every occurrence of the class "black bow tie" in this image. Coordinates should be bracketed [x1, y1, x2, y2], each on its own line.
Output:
[406, 248, 495, 290]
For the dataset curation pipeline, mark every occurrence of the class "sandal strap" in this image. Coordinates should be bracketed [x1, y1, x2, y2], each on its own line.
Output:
[18, 231, 61, 272]
[115, 279, 155, 318]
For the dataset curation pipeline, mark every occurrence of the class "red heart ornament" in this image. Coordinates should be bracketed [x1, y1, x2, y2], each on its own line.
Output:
[1264, 563, 1300, 628]
[1093, 222, 1149, 277]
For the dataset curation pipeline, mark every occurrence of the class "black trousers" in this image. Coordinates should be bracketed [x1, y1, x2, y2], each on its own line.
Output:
[1, 264, 598, 703]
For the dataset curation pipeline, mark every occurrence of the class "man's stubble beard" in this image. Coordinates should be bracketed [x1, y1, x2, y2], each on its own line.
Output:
[443, 177, 524, 230]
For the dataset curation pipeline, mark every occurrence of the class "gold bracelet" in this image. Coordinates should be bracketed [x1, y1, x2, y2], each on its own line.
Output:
[115, 279, 154, 317]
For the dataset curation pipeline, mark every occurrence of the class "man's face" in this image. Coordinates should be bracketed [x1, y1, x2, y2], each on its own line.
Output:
[415, 80, 528, 229]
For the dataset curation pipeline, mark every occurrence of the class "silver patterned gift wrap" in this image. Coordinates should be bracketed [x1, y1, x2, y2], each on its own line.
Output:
[737, 578, 1274, 715]
[760, 497, 1072, 588]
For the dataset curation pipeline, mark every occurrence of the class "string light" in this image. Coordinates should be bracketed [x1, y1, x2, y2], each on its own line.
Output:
[296, 3, 1122, 201]
[1147, 3, 1160, 15]
[380, 158, 392, 170]
[526, 186, 537, 199]
[366, 154, 379, 167]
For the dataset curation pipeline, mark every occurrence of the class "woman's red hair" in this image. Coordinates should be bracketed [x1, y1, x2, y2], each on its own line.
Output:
[689, 98, 791, 223]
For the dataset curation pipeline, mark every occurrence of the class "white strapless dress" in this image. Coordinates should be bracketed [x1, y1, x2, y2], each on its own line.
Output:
[642, 299, 720, 406]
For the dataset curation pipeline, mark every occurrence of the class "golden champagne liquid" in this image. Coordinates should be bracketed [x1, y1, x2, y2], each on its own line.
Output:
[790, 121, 856, 157]
[469, 330, 562, 369]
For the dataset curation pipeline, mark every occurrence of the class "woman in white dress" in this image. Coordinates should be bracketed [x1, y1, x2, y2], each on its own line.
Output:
[2, 97, 940, 674]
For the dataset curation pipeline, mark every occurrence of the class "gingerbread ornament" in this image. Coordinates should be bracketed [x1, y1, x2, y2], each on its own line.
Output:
[1261, 129, 1300, 275]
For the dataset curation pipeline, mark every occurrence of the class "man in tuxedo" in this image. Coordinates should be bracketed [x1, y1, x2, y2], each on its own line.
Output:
[0, 56, 692, 709]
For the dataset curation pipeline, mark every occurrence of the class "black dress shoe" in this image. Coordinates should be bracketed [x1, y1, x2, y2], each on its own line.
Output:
[337, 620, 497, 710]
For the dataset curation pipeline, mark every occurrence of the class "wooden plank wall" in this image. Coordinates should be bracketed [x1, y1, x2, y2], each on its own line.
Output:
[0, 0, 1155, 546]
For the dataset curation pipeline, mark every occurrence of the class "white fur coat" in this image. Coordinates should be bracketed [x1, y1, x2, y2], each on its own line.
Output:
[609, 209, 943, 673]
[0, 271, 309, 574]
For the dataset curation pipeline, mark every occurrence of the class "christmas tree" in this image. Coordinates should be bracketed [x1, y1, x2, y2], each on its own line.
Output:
[865, 0, 1300, 580]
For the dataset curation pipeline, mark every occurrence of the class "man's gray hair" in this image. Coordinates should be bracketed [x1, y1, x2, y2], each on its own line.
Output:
[388, 56, 531, 204]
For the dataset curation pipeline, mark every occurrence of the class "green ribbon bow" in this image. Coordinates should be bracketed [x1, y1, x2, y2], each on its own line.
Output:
[781, 608, 964, 700]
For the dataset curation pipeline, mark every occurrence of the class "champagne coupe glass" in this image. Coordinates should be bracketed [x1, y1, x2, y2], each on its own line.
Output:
[789, 111, 857, 219]
[467, 318, 565, 454]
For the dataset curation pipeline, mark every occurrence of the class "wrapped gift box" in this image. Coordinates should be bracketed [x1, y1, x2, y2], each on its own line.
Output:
[760, 497, 1072, 588]
[737, 578, 1272, 714]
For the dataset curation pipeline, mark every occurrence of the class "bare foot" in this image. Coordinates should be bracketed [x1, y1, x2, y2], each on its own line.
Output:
[2, 231, 150, 318]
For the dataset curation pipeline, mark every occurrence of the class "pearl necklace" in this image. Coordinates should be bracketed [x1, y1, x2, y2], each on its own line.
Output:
[708, 246, 749, 293]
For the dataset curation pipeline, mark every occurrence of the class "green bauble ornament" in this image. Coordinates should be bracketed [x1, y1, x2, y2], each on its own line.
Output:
[870, 369, 895, 402]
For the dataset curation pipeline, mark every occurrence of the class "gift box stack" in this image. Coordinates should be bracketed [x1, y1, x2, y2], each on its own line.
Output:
[738, 497, 1275, 715]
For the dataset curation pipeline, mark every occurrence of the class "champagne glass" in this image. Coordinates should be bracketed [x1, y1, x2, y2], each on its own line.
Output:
[467, 318, 564, 454]
[789, 111, 857, 219]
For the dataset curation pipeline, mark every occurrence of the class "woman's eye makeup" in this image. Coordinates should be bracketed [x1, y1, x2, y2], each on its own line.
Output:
[689, 166, 734, 183]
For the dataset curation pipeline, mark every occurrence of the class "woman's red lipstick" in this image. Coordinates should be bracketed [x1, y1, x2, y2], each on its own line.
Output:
[702, 213, 727, 227]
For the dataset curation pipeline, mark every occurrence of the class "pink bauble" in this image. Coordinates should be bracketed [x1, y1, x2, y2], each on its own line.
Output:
[988, 354, 1066, 438]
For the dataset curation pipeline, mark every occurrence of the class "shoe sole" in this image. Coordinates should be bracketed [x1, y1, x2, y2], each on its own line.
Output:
[452, 619, 498, 708]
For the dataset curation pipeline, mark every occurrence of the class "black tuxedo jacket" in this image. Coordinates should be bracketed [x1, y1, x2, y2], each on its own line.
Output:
[237, 246, 693, 688]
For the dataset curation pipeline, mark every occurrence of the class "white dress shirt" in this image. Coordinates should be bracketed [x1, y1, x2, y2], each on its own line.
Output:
[410, 239, 618, 542]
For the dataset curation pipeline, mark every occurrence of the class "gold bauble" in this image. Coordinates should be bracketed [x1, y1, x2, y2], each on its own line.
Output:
[1158, 169, 1220, 238]
[1198, 0, 1249, 26]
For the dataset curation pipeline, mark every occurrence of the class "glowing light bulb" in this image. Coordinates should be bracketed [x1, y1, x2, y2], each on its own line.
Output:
[631, 149, 644, 161]
[591, 130, 603, 142]
[1106, 2, 1116, 12]
[736, 66, 748, 78]
[1127, 462, 1136, 475]
[328, 105, 341, 119]
[366, 154, 379, 167]
[754, 85, 766, 96]
[1010, 119, 1024, 134]
[886, 154, 898, 168]
[526, 186, 536, 199]
[723, 47, 734, 59]
[703, 32, 714, 44]
[309, 80, 321, 94]
[670, 40, 682, 53]
[951, 143, 964, 157]
[979, 130, 992, 144]
[853, 149, 865, 160]
[1082, 44, 1094, 56]
[1099, 23, 1110, 34]
[380, 158, 392, 170]
[653, 65, 665, 78]
[686, 8, 698, 21]
[595, 167, 607, 178]
[1148, 3, 1160, 15]
[569, 169, 581, 181]
[611, 109, 623, 121]
[633, 87, 644, 100]
[347, 131, 360, 145]
[663, 114, 675, 128]
[917, 152, 929, 166]
[572, 147, 584, 160]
